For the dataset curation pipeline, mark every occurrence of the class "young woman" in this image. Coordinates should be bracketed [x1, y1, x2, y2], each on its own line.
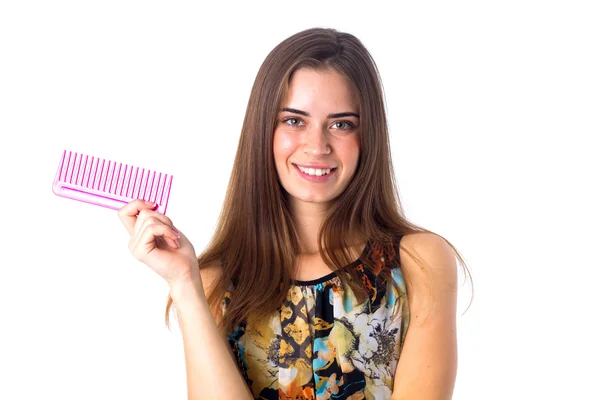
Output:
[118, 27, 470, 400]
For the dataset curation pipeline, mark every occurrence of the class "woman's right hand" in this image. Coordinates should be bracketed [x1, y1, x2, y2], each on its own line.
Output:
[118, 199, 200, 287]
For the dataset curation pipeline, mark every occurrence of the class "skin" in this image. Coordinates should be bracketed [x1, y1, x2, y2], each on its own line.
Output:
[391, 233, 458, 399]
[273, 67, 361, 255]
[117, 67, 458, 399]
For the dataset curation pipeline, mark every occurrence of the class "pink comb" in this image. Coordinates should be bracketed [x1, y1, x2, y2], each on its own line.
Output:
[52, 150, 173, 215]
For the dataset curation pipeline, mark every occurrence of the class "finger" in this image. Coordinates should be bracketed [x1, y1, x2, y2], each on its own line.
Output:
[131, 214, 179, 251]
[127, 207, 182, 255]
[131, 223, 180, 260]
[159, 234, 181, 249]
[118, 199, 157, 235]
[138, 222, 180, 249]
[131, 209, 176, 241]
[132, 209, 175, 236]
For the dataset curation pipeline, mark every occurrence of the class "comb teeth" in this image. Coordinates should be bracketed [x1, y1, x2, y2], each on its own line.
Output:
[52, 150, 173, 215]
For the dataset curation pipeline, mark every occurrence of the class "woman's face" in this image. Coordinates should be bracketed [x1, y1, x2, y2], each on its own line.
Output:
[273, 68, 361, 208]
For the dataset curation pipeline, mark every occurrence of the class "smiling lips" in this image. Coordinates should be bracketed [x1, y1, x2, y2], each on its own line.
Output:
[293, 163, 337, 181]
[297, 165, 332, 176]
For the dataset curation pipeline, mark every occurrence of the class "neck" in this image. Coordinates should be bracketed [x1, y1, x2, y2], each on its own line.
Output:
[289, 198, 363, 255]
[290, 199, 330, 254]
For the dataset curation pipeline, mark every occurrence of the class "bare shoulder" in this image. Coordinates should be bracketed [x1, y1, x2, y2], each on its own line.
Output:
[199, 263, 224, 295]
[198, 262, 226, 322]
[398, 232, 458, 308]
[400, 232, 455, 260]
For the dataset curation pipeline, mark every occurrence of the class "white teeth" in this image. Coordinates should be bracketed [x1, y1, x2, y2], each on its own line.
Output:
[297, 165, 332, 176]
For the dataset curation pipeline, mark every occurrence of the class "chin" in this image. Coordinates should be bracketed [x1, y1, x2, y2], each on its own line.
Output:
[289, 191, 340, 205]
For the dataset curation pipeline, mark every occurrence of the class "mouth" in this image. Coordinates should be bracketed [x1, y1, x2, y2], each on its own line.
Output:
[293, 163, 337, 181]
[293, 163, 337, 176]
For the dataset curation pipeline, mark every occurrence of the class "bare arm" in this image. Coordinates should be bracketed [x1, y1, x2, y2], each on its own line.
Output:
[391, 233, 458, 400]
[170, 272, 253, 400]
[117, 200, 252, 400]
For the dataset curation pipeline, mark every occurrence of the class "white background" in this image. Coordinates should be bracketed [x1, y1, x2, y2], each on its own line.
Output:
[1, 1, 598, 399]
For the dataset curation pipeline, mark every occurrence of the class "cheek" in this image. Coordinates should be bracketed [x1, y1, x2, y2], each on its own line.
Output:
[273, 131, 297, 161]
[338, 136, 361, 166]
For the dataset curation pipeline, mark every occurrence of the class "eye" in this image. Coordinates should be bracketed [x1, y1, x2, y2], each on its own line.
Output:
[332, 120, 355, 131]
[281, 117, 304, 127]
[280, 117, 356, 131]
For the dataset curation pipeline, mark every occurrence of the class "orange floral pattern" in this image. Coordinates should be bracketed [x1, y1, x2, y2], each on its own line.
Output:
[222, 235, 409, 399]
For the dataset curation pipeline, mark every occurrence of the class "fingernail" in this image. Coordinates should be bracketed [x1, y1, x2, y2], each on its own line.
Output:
[172, 229, 180, 239]
[174, 239, 180, 247]
[145, 201, 156, 207]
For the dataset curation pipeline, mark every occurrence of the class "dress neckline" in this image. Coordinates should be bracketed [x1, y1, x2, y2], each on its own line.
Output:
[292, 239, 372, 286]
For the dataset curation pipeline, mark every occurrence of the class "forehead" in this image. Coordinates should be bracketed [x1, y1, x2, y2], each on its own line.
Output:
[282, 68, 358, 111]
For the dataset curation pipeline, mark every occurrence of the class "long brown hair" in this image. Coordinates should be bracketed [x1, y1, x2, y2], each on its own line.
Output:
[165, 27, 472, 333]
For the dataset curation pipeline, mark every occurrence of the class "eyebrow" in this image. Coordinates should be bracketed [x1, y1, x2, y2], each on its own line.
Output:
[280, 107, 360, 119]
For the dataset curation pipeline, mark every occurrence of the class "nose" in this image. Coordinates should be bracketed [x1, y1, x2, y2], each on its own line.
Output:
[302, 127, 331, 156]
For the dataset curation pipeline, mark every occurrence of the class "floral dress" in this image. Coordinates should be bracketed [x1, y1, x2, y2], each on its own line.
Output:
[221, 234, 410, 399]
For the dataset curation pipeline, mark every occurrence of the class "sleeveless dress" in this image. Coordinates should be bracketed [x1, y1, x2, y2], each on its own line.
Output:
[221, 234, 410, 400]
